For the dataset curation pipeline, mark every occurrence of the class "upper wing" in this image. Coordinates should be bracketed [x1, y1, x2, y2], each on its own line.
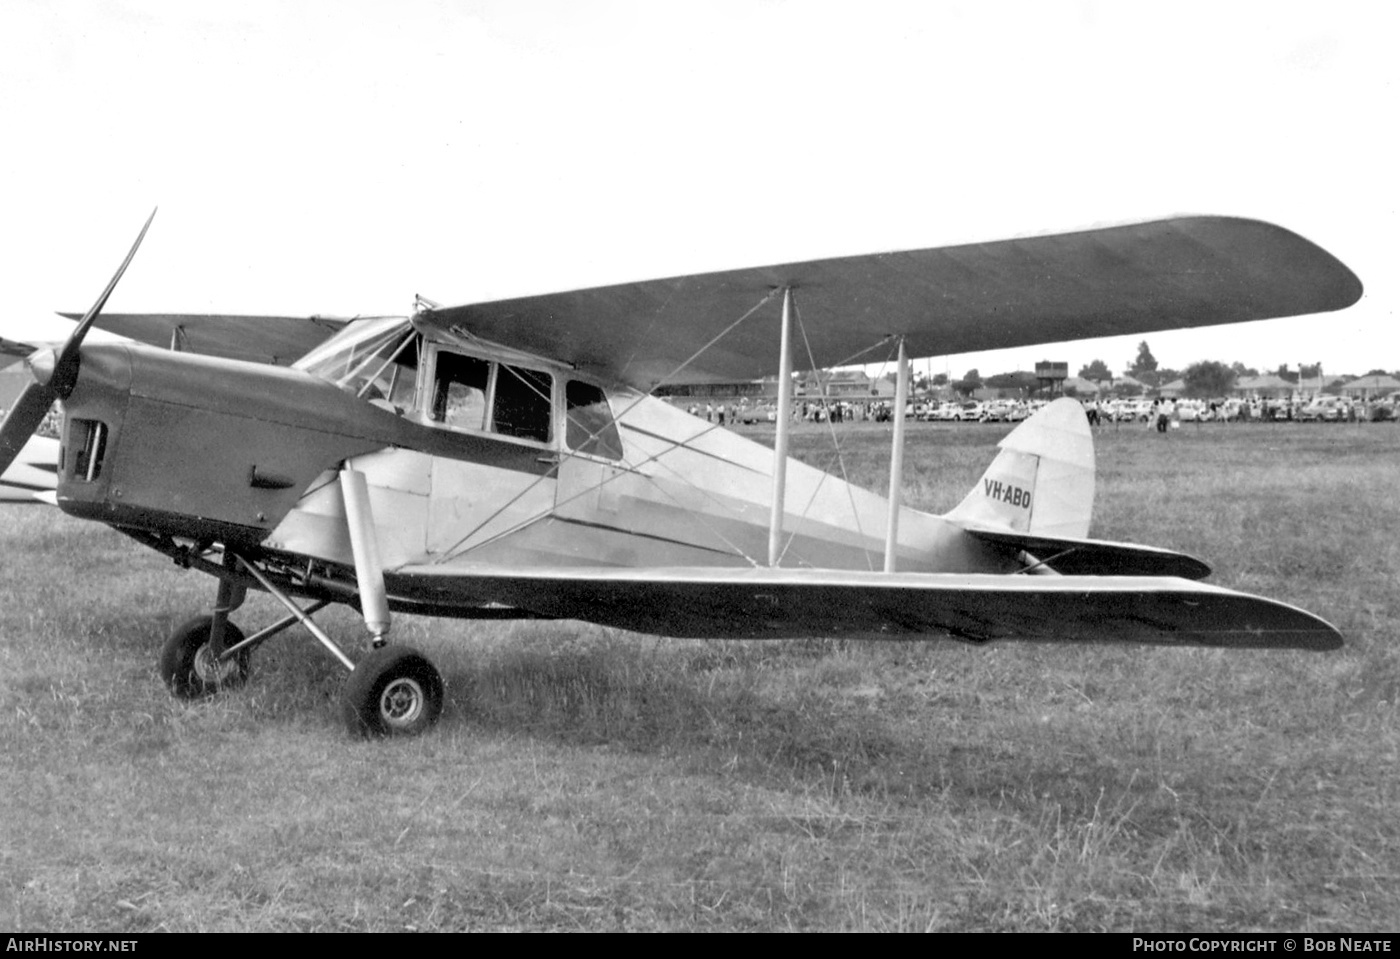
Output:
[385, 565, 1343, 651]
[421, 216, 1362, 390]
[55, 312, 352, 366]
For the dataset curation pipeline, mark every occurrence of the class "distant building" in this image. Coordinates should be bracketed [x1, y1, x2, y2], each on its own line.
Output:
[1060, 376, 1102, 396]
[655, 367, 899, 402]
[1035, 361, 1068, 395]
[800, 370, 868, 397]
[1231, 374, 1297, 399]
[653, 379, 770, 401]
[1340, 374, 1400, 398]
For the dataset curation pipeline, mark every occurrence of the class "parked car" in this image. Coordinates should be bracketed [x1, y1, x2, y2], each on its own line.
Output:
[980, 400, 1013, 422]
[1298, 397, 1348, 422]
[1176, 400, 1208, 422]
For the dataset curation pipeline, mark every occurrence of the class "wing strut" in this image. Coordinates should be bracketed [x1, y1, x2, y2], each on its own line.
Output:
[883, 338, 910, 572]
[767, 287, 796, 567]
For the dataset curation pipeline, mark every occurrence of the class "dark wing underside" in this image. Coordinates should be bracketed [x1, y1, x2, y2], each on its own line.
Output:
[420, 216, 1362, 390]
[55, 313, 351, 366]
[385, 565, 1342, 651]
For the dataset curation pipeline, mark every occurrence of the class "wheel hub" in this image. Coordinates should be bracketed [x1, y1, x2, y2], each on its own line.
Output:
[193, 645, 241, 685]
[379, 677, 425, 729]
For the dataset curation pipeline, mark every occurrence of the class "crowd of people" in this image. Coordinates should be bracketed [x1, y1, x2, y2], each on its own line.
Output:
[680, 393, 1400, 430]
[1084, 395, 1397, 428]
[685, 399, 896, 425]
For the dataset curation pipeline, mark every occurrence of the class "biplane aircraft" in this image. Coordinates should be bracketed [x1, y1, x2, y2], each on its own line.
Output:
[0, 213, 1362, 737]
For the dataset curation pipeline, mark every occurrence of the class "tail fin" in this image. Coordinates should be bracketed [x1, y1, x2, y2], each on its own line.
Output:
[945, 398, 1094, 538]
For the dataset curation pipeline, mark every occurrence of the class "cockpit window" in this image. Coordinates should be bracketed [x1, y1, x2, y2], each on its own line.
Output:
[429, 349, 554, 444]
[494, 365, 554, 443]
[295, 317, 418, 407]
[432, 353, 490, 430]
[565, 380, 623, 460]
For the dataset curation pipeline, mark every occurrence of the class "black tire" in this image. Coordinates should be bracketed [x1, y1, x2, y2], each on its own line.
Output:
[159, 615, 250, 699]
[342, 645, 444, 738]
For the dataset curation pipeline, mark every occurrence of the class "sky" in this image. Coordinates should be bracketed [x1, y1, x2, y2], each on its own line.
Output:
[1, 0, 1395, 382]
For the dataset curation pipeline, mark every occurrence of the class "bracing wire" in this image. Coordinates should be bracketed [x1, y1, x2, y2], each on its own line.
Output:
[782, 308, 907, 570]
[432, 289, 781, 564]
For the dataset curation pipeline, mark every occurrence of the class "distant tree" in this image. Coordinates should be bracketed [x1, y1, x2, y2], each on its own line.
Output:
[1111, 381, 1143, 398]
[931, 373, 948, 386]
[1300, 362, 1323, 381]
[1230, 361, 1258, 378]
[952, 368, 983, 397]
[1276, 364, 1300, 384]
[1366, 368, 1389, 376]
[1079, 359, 1112, 381]
[1183, 360, 1236, 398]
[1130, 341, 1158, 376]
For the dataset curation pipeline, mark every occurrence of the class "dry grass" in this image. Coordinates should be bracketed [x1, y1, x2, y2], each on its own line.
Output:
[0, 420, 1396, 931]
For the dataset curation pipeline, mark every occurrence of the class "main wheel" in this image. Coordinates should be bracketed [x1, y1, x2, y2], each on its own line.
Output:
[342, 645, 444, 738]
[159, 615, 250, 699]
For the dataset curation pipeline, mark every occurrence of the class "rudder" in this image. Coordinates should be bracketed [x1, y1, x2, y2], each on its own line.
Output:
[945, 398, 1095, 538]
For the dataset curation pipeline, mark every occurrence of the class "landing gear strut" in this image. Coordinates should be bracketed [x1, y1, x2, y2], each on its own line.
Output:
[159, 543, 446, 739]
[159, 465, 445, 737]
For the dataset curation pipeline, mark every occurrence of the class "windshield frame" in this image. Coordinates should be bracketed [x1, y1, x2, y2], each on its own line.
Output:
[292, 316, 414, 377]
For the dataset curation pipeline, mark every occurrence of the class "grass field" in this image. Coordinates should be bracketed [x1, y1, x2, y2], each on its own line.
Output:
[0, 420, 1397, 931]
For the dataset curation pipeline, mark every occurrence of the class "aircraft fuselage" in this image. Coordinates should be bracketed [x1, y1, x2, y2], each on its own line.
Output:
[54, 324, 1009, 595]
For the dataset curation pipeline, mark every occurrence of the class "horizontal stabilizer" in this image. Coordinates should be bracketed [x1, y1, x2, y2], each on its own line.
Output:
[960, 526, 1211, 579]
[385, 565, 1342, 651]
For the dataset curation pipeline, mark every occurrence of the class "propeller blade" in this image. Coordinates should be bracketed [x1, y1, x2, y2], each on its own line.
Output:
[0, 380, 58, 477]
[0, 209, 156, 477]
[49, 207, 157, 397]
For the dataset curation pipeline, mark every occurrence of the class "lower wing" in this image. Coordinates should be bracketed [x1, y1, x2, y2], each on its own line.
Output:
[385, 565, 1341, 651]
[0, 435, 58, 502]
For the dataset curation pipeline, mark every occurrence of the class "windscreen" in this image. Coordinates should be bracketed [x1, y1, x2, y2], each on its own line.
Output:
[295, 317, 418, 406]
